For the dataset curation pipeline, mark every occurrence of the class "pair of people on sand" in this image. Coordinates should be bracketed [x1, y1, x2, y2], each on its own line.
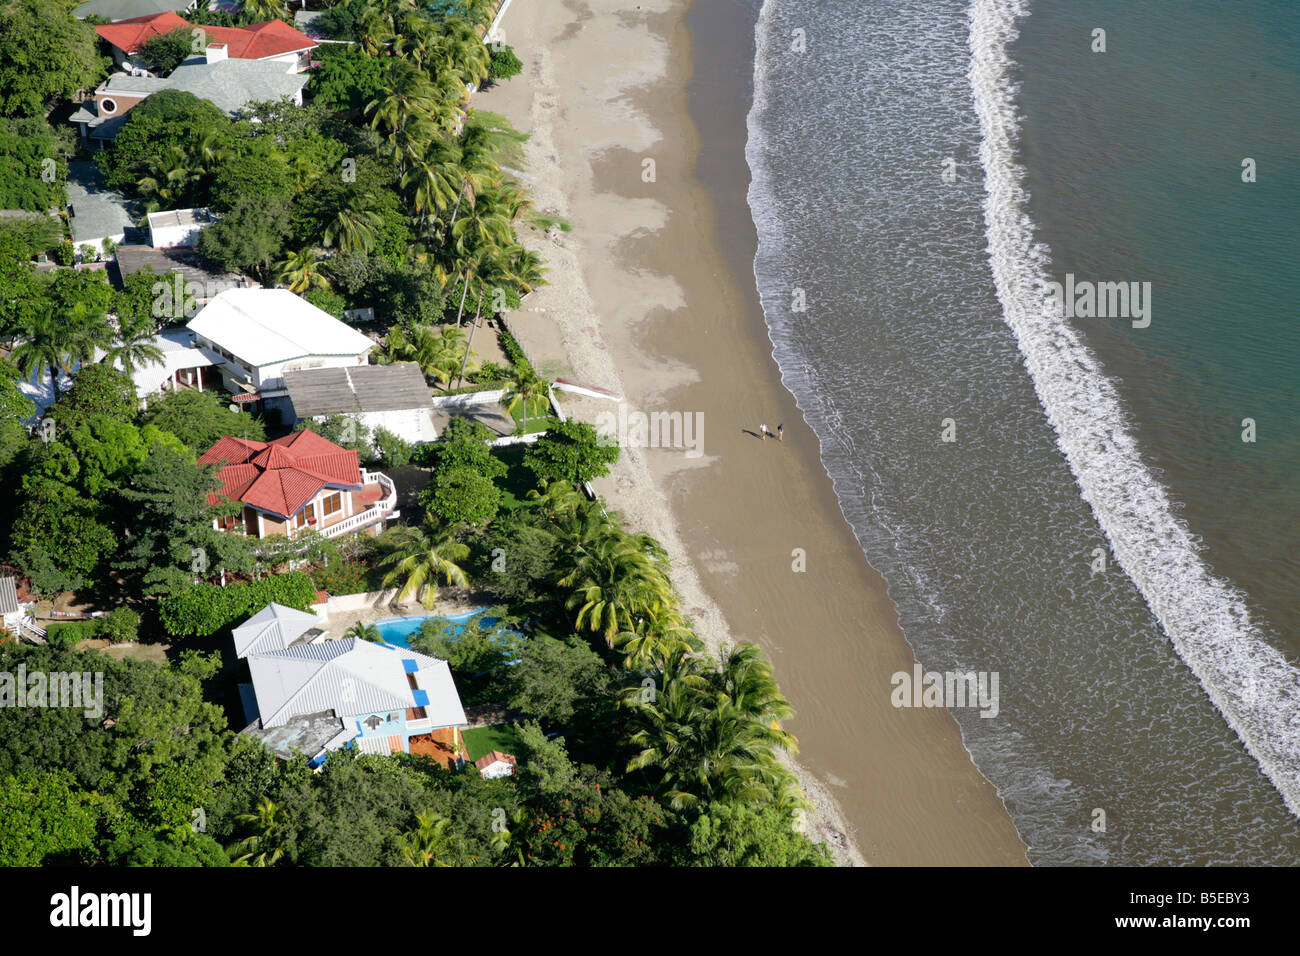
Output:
[760, 423, 783, 441]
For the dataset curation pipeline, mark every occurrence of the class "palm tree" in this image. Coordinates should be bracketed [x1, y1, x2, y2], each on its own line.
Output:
[365, 67, 438, 142]
[385, 324, 471, 386]
[344, 622, 383, 643]
[431, 17, 491, 89]
[401, 810, 453, 867]
[376, 521, 470, 608]
[710, 643, 798, 748]
[500, 364, 549, 435]
[136, 146, 199, 211]
[276, 248, 331, 293]
[623, 677, 794, 811]
[238, 0, 288, 21]
[504, 245, 548, 294]
[402, 138, 462, 220]
[103, 315, 164, 377]
[12, 303, 112, 395]
[445, 117, 509, 231]
[323, 196, 383, 255]
[228, 797, 287, 867]
[558, 533, 674, 644]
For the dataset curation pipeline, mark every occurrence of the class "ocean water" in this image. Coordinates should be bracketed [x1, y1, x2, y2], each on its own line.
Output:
[744, 0, 1300, 864]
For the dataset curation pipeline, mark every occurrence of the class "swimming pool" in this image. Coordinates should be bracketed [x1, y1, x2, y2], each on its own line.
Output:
[372, 608, 491, 648]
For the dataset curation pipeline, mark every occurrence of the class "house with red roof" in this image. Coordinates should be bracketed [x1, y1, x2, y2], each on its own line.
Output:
[199, 429, 398, 541]
[475, 750, 517, 780]
[96, 12, 317, 74]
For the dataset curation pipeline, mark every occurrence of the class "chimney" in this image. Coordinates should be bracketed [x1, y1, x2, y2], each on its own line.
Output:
[206, 43, 228, 64]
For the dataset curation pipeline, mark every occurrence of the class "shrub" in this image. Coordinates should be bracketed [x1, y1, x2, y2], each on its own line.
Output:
[98, 607, 140, 644]
[309, 560, 372, 597]
[372, 427, 413, 467]
[158, 572, 318, 637]
[45, 620, 98, 649]
[523, 418, 620, 485]
[488, 44, 523, 82]
[304, 286, 348, 320]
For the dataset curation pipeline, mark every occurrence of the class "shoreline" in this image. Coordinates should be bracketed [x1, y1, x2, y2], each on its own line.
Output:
[479, 0, 1028, 865]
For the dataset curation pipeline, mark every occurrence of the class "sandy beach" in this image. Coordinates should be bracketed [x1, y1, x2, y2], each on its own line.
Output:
[477, 0, 1028, 865]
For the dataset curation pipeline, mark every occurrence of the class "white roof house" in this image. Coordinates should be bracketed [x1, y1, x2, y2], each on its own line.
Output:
[232, 602, 322, 659]
[187, 289, 374, 400]
[147, 207, 213, 249]
[109, 326, 225, 402]
[244, 638, 467, 751]
[0, 577, 22, 629]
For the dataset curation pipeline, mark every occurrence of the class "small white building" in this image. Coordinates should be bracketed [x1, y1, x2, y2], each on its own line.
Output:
[147, 207, 213, 249]
[282, 363, 439, 445]
[187, 289, 374, 409]
[0, 577, 23, 632]
[475, 751, 517, 780]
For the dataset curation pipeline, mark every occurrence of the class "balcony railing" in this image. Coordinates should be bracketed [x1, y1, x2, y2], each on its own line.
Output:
[318, 471, 398, 539]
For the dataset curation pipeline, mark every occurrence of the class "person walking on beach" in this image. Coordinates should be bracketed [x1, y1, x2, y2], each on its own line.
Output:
[760, 423, 769, 440]
[777, 424, 784, 441]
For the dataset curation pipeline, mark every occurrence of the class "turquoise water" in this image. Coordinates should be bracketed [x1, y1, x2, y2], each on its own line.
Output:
[1015, 0, 1300, 651]
[373, 608, 491, 648]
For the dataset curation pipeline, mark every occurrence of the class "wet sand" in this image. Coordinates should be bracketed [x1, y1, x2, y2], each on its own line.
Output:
[479, 0, 1028, 865]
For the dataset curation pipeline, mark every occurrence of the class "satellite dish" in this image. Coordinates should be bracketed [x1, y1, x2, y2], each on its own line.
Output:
[228, 404, 239, 413]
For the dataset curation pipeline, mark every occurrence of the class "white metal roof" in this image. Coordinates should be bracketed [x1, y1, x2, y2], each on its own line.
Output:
[247, 638, 466, 730]
[114, 327, 224, 398]
[232, 602, 322, 659]
[0, 577, 20, 616]
[187, 289, 373, 368]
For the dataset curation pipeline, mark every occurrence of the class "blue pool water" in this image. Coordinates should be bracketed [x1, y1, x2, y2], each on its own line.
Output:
[372, 608, 492, 648]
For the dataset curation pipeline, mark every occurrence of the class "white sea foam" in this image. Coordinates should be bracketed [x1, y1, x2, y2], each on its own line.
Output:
[968, 0, 1300, 816]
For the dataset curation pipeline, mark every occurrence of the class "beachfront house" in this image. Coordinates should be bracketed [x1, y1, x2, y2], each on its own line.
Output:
[93, 12, 317, 73]
[186, 288, 374, 413]
[71, 52, 312, 146]
[199, 430, 398, 541]
[237, 631, 468, 767]
[282, 363, 440, 446]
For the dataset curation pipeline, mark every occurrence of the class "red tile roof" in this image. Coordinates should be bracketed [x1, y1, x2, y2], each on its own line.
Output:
[199, 430, 361, 519]
[475, 751, 517, 771]
[96, 13, 317, 59]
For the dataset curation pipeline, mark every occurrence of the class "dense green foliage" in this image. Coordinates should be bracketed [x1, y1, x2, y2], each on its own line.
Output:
[0, 0, 108, 119]
[158, 573, 318, 637]
[138, 28, 197, 75]
[0, 118, 67, 211]
[524, 418, 621, 485]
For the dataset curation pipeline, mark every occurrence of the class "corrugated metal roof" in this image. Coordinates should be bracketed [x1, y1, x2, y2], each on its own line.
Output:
[284, 363, 432, 419]
[248, 638, 461, 730]
[0, 577, 20, 616]
[232, 602, 321, 658]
